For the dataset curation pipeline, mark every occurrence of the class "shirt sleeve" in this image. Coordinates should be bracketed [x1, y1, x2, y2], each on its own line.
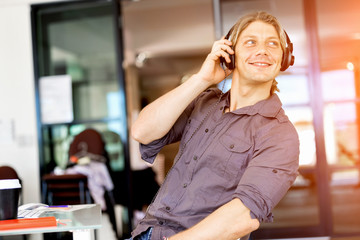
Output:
[139, 110, 189, 164]
[139, 88, 220, 164]
[233, 121, 300, 222]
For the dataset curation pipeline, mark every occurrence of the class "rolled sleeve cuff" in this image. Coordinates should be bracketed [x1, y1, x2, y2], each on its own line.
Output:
[233, 192, 274, 223]
[140, 137, 169, 164]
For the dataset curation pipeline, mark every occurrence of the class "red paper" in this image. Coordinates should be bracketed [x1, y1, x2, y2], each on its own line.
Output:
[0, 217, 57, 231]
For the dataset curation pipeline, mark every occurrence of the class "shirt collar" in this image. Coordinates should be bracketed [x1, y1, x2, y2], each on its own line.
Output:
[222, 91, 282, 118]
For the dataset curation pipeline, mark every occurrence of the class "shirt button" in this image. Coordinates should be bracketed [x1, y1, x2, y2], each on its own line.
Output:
[193, 156, 198, 160]
[188, 119, 191, 124]
[272, 169, 278, 173]
[205, 128, 209, 133]
[159, 221, 164, 225]
[166, 207, 171, 211]
[230, 144, 234, 149]
[183, 183, 188, 188]
[220, 106, 224, 111]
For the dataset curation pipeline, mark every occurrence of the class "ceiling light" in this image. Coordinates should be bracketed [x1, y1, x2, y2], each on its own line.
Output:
[347, 62, 354, 71]
[135, 52, 148, 68]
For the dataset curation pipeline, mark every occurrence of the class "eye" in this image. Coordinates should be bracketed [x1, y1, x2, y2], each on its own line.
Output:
[268, 41, 280, 47]
[245, 39, 256, 46]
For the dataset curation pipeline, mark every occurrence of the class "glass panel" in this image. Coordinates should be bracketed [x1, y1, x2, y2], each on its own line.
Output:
[37, 4, 120, 121]
[33, 2, 131, 237]
[324, 102, 358, 166]
[220, 0, 321, 233]
[42, 122, 125, 172]
[323, 102, 360, 234]
[277, 74, 310, 106]
[331, 184, 360, 234]
[286, 107, 316, 167]
[321, 70, 355, 102]
[316, 0, 360, 234]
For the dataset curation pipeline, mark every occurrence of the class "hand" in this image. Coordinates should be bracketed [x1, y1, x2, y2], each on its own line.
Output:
[196, 36, 234, 85]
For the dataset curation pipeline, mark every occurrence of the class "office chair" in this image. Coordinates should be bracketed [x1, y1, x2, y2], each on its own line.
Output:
[0, 165, 20, 179]
[42, 128, 118, 238]
[42, 173, 91, 205]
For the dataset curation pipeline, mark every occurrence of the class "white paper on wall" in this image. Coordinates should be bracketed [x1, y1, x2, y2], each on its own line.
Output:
[39, 75, 73, 124]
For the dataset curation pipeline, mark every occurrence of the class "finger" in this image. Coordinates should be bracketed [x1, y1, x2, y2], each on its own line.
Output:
[215, 40, 233, 51]
[212, 43, 234, 57]
[214, 38, 233, 48]
[212, 50, 233, 63]
[220, 36, 233, 46]
[219, 45, 234, 55]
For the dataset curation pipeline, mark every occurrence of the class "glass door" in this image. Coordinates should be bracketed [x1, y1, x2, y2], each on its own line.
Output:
[31, 0, 132, 238]
[316, 0, 360, 237]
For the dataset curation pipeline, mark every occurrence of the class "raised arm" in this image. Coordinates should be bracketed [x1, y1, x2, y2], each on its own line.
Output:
[131, 37, 234, 145]
[131, 75, 210, 145]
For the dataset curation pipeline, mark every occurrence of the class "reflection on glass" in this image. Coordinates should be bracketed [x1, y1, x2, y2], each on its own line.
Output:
[286, 107, 316, 166]
[329, 100, 360, 233]
[38, 6, 120, 121]
[321, 70, 355, 102]
[42, 122, 125, 172]
[277, 74, 310, 105]
[316, 0, 360, 234]
[324, 102, 358, 166]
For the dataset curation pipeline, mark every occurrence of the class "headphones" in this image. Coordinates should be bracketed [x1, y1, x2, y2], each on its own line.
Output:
[280, 31, 295, 71]
[220, 26, 295, 71]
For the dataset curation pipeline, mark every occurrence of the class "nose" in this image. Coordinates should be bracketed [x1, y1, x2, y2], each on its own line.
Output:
[255, 42, 269, 56]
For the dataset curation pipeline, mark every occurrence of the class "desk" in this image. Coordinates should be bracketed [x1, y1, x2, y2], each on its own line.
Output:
[0, 204, 101, 240]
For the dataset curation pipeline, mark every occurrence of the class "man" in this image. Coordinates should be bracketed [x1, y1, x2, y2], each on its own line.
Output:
[130, 11, 299, 240]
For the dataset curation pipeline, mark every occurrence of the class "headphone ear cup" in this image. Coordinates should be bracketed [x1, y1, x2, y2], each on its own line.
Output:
[281, 48, 291, 71]
[228, 47, 235, 70]
[220, 26, 235, 70]
[280, 48, 295, 71]
[281, 31, 295, 71]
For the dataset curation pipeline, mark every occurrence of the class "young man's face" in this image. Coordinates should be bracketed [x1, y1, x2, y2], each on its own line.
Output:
[234, 20, 283, 86]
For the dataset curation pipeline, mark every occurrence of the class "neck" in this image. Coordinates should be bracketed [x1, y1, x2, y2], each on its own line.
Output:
[228, 79, 272, 111]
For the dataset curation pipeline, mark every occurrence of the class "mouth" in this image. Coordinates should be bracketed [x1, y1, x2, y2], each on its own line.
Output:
[249, 61, 272, 67]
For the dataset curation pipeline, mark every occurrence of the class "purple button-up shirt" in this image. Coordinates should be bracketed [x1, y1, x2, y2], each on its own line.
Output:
[132, 88, 299, 239]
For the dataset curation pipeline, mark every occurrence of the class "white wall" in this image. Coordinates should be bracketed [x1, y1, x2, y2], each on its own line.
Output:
[0, 1, 40, 204]
[0, 0, 81, 205]
[0, 0, 59, 200]
[0, 3, 59, 239]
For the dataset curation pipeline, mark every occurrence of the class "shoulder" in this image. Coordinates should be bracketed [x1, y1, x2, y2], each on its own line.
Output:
[191, 87, 222, 107]
[254, 108, 299, 149]
[200, 87, 222, 98]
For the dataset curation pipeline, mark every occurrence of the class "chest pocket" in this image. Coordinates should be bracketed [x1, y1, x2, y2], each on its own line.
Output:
[217, 134, 252, 181]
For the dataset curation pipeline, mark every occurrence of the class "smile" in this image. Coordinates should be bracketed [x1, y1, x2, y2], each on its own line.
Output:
[250, 62, 271, 67]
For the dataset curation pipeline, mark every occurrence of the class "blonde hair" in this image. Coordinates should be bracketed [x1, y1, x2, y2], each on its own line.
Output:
[228, 11, 285, 95]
